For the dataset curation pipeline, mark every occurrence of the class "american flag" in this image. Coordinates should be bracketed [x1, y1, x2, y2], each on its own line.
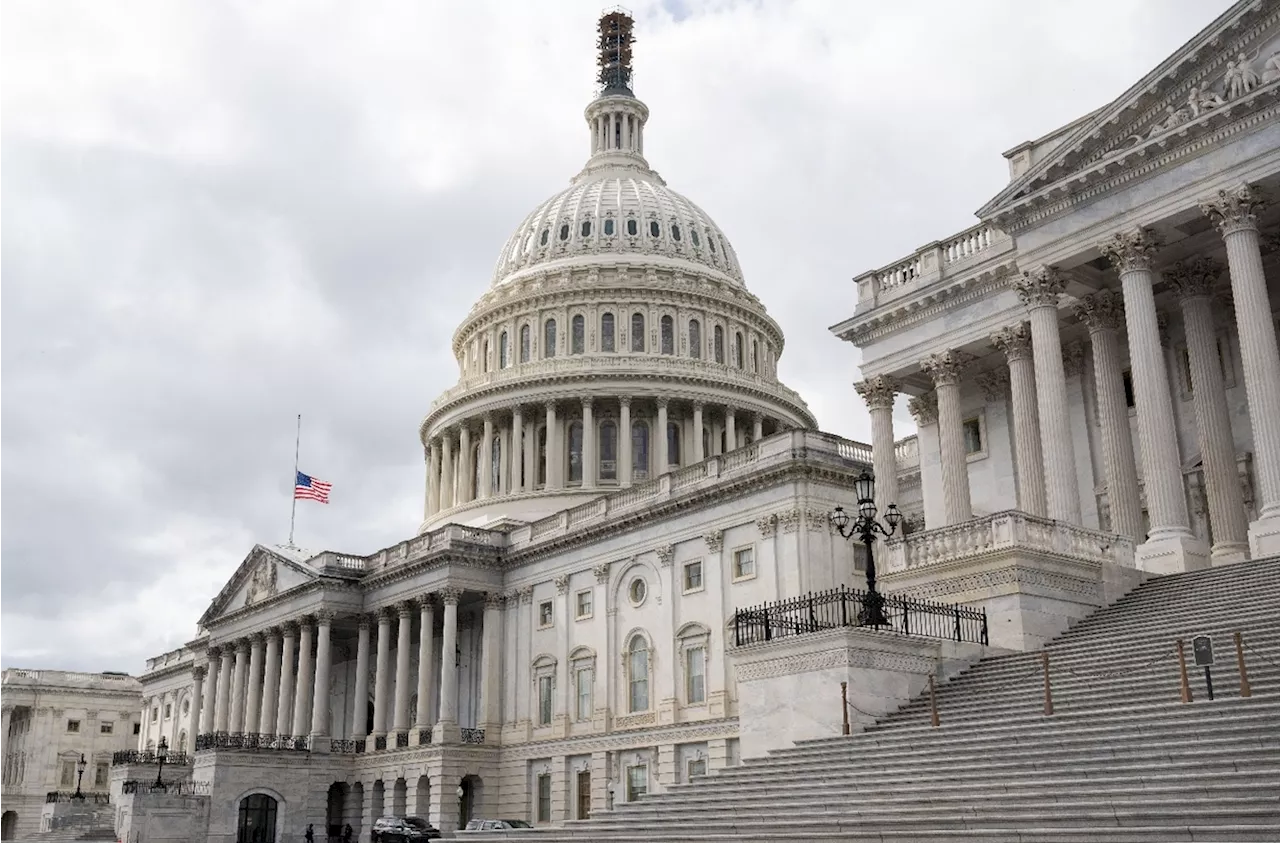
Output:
[295, 471, 332, 504]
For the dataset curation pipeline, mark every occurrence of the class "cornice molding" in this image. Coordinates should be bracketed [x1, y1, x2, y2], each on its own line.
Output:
[834, 265, 1015, 346]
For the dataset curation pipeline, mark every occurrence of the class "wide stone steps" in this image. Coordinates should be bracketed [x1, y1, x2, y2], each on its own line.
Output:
[464, 556, 1280, 842]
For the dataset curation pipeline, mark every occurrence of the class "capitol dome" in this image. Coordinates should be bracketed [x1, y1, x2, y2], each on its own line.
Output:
[417, 13, 815, 532]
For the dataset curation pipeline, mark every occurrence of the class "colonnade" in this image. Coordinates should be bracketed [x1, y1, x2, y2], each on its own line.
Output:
[856, 183, 1280, 566]
[191, 590, 504, 748]
[425, 397, 778, 518]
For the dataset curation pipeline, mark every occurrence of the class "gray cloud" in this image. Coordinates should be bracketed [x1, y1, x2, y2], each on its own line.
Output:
[1, 0, 1229, 670]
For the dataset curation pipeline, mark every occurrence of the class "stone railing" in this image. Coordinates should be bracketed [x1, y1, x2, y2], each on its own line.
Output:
[3, 669, 137, 686]
[894, 436, 919, 472]
[882, 510, 1135, 573]
[853, 221, 1013, 308]
[311, 523, 504, 576]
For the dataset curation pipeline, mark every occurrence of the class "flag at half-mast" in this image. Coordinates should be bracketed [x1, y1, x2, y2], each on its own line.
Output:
[295, 471, 332, 504]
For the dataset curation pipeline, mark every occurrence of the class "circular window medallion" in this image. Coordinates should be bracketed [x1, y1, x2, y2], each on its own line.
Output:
[628, 577, 648, 606]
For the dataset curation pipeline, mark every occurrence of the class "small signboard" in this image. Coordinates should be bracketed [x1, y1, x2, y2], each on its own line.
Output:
[1192, 635, 1214, 667]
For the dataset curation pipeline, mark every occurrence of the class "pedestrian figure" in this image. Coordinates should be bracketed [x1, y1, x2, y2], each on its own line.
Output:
[343, 824, 353, 843]
[305, 824, 314, 843]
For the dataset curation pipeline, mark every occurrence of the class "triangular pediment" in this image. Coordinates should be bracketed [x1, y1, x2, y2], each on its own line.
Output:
[198, 544, 321, 626]
[979, 0, 1280, 223]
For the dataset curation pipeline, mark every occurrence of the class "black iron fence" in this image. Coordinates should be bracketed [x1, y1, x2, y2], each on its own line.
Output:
[121, 780, 210, 796]
[733, 585, 988, 647]
[329, 739, 366, 754]
[45, 791, 111, 804]
[194, 732, 309, 752]
[460, 728, 486, 745]
[111, 750, 192, 767]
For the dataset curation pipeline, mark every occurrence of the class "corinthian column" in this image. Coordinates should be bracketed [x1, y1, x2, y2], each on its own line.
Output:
[415, 596, 435, 730]
[854, 376, 899, 515]
[439, 432, 455, 511]
[371, 608, 391, 740]
[544, 402, 560, 489]
[920, 351, 972, 526]
[655, 398, 669, 471]
[991, 323, 1048, 518]
[908, 393, 941, 528]
[202, 648, 221, 734]
[426, 441, 441, 517]
[243, 633, 264, 734]
[433, 587, 462, 744]
[1013, 269, 1081, 523]
[1100, 227, 1207, 572]
[1202, 184, 1280, 556]
[229, 640, 249, 733]
[393, 603, 413, 735]
[582, 399, 597, 489]
[510, 406, 524, 493]
[291, 619, 314, 738]
[480, 414, 494, 499]
[215, 647, 234, 732]
[1074, 292, 1142, 541]
[275, 624, 296, 738]
[480, 593, 503, 730]
[458, 424, 472, 503]
[352, 618, 370, 739]
[310, 611, 333, 739]
[258, 628, 281, 736]
[692, 403, 705, 463]
[189, 666, 206, 742]
[619, 397, 633, 486]
[1166, 258, 1250, 563]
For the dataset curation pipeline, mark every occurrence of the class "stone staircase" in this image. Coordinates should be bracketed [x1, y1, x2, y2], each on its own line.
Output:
[468, 555, 1280, 842]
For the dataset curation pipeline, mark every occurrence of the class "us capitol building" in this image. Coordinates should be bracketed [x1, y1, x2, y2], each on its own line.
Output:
[97, 3, 1280, 841]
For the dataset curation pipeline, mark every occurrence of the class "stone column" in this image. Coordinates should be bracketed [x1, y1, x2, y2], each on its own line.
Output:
[458, 424, 472, 503]
[1100, 227, 1207, 572]
[310, 611, 333, 739]
[427, 441, 442, 517]
[752, 413, 764, 443]
[415, 596, 435, 730]
[854, 376, 899, 516]
[655, 398, 669, 471]
[244, 633, 264, 734]
[619, 397, 633, 486]
[434, 587, 462, 743]
[724, 407, 736, 453]
[275, 624, 297, 738]
[920, 351, 972, 526]
[991, 323, 1049, 518]
[692, 403, 705, 463]
[202, 649, 221, 734]
[1014, 269, 1081, 523]
[1074, 292, 1142, 540]
[372, 608, 392, 740]
[480, 415, 494, 499]
[189, 666, 206, 740]
[393, 603, 413, 735]
[259, 628, 281, 736]
[511, 407, 524, 493]
[291, 619, 315, 738]
[544, 402, 559, 489]
[479, 593, 503, 730]
[440, 432, 455, 511]
[229, 640, 249, 733]
[352, 618, 371, 739]
[582, 399, 597, 489]
[1167, 258, 1250, 563]
[1202, 184, 1280, 556]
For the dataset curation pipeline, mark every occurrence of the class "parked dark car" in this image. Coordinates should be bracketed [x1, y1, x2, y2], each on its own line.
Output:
[462, 819, 534, 831]
[371, 816, 441, 842]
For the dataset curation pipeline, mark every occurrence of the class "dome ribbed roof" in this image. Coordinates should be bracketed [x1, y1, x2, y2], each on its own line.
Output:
[490, 170, 745, 287]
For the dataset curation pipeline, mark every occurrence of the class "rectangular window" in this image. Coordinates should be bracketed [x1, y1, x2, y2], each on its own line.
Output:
[962, 418, 982, 455]
[60, 761, 76, 787]
[100, 721, 114, 734]
[95, 763, 109, 788]
[133, 722, 141, 735]
[537, 773, 552, 822]
[538, 676, 553, 726]
[151, 707, 159, 722]
[687, 758, 707, 780]
[626, 765, 648, 801]
[576, 590, 593, 619]
[539, 600, 554, 628]
[733, 547, 755, 580]
[576, 667, 592, 721]
[163, 704, 172, 720]
[66, 719, 80, 733]
[686, 646, 706, 704]
[683, 561, 703, 592]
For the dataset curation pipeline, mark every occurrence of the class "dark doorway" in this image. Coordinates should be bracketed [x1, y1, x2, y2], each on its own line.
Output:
[576, 770, 591, 820]
[237, 794, 278, 843]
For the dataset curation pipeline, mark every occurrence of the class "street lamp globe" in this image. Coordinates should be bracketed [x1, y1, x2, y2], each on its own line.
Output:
[830, 506, 851, 534]
[853, 471, 877, 520]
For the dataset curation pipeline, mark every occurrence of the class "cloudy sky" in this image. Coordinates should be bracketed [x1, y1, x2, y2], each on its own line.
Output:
[1, 0, 1231, 672]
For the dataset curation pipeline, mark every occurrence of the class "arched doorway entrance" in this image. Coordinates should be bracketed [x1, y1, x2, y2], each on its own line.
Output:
[2, 810, 18, 840]
[326, 783, 348, 841]
[458, 776, 481, 829]
[237, 794, 278, 843]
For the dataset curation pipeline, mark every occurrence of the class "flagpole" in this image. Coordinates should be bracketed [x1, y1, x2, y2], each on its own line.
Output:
[288, 414, 301, 548]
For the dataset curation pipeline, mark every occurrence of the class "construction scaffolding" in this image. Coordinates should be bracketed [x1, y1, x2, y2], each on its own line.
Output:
[597, 8, 635, 93]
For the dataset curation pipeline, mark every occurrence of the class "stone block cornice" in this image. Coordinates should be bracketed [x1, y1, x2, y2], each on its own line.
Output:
[832, 265, 1015, 346]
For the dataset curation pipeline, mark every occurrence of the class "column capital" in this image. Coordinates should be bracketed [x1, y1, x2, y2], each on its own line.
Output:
[1074, 290, 1125, 333]
[261, 625, 281, 639]
[1200, 183, 1266, 236]
[249, 632, 266, 646]
[581, 397, 594, 410]
[544, 400, 558, 413]
[357, 616, 373, 631]
[376, 606, 397, 623]
[975, 369, 1011, 402]
[853, 375, 898, 411]
[920, 350, 972, 387]
[207, 645, 223, 659]
[1098, 226, 1162, 273]
[1164, 257, 1222, 301]
[439, 586, 463, 606]
[554, 574, 569, 595]
[315, 609, 337, 624]
[281, 620, 299, 636]
[192, 666, 207, 681]
[655, 396, 669, 409]
[691, 400, 704, 411]
[907, 392, 939, 425]
[1063, 341, 1087, 378]
[1013, 267, 1068, 308]
[416, 593, 436, 611]
[592, 563, 611, 584]
[518, 585, 534, 604]
[482, 411, 494, 425]
[484, 592, 504, 610]
[397, 602, 415, 620]
[234, 638, 251, 655]
[991, 322, 1034, 362]
[618, 395, 632, 408]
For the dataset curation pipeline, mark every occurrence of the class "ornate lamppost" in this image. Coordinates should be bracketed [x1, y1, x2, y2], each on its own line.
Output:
[154, 736, 168, 788]
[73, 753, 87, 799]
[831, 470, 902, 627]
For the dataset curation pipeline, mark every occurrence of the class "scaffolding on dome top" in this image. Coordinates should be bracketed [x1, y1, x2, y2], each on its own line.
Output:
[597, 7, 635, 94]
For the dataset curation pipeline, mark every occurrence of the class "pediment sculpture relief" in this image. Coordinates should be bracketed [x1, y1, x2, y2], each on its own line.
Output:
[244, 558, 279, 607]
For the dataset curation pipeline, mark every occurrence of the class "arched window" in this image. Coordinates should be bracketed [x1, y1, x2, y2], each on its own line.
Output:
[600, 420, 618, 481]
[544, 319, 557, 359]
[571, 315, 585, 355]
[520, 325, 531, 363]
[752, 339, 759, 373]
[491, 437, 502, 493]
[568, 421, 584, 484]
[499, 331, 509, 369]
[631, 313, 645, 352]
[660, 316, 674, 355]
[537, 427, 547, 486]
[237, 794, 278, 843]
[734, 332, 744, 369]
[604, 218, 615, 236]
[667, 422, 681, 467]
[626, 219, 638, 237]
[601, 313, 616, 352]
[713, 326, 725, 364]
[628, 636, 650, 713]
[689, 319, 702, 359]
[632, 421, 650, 481]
